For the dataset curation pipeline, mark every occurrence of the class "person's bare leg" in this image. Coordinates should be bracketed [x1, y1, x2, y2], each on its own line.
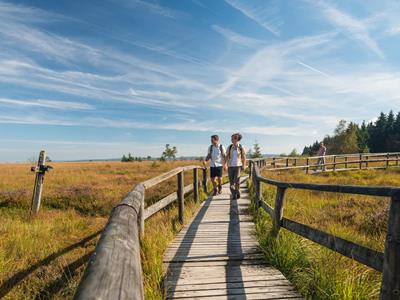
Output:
[211, 177, 217, 195]
[217, 177, 222, 193]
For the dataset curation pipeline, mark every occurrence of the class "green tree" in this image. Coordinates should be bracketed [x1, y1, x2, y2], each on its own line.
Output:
[250, 141, 262, 158]
[121, 154, 128, 162]
[289, 148, 299, 157]
[162, 144, 178, 160]
[357, 121, 370, 153]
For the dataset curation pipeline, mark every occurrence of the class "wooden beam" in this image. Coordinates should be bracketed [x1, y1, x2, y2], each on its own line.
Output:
[256, 176, 400, 197]
[144, 185, 192, 219]
[142, 165, 200, 189]
[202, 168, 208, 193]
[259, 200, 274, 219]
[193, 168, 199, 202]
[281, 218, 383, 272]
[74, 184, 145, 300]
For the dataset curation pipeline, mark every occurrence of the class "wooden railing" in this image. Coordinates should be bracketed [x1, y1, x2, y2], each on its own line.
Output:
[250, 152, 400, 175]
[74, 165, 208, 300]
[249, 158, 400, 299]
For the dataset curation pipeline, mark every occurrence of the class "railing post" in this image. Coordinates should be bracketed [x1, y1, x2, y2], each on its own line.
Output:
[333, 155, 336, 172]
[306, 158, 309, 174]
[397, 154, 399, 166]
[286, 158, 289, 167]
[273, 157, 276, 168]
[31, 150, 47, 215]
[202, 168, 207, 193]
[248, 161, 253, 178]
[345, 156, 348, 169]
[272, 187, 287, 236]
[193, 168, 199, 202]
[294, 158, 297, 167]
[380, 192, 400, 299]
[256, 180, 261, 209]
[387, 153, 390, 168]
[177, 171, 184, 224]
[359, 154, 363, 169]
[366, 155, 369, 168]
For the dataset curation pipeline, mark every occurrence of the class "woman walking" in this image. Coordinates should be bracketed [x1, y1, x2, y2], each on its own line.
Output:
[225, 133, 246, 199]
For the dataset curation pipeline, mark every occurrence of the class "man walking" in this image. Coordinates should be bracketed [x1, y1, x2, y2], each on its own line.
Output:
[317, 142, 327, 171]
[225, 133, 246, 199]
[203, 135, 226, 195]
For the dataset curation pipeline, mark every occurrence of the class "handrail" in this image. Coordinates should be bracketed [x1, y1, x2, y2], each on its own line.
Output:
[74, 165, 207, 300]
[249, 159, 400, 299]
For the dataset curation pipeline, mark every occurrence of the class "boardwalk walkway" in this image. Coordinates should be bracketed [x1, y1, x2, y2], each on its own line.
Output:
[164, 178, 302, 299]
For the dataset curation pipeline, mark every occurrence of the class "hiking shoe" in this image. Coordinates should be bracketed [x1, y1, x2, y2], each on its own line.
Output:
[218, 185, 222, 194]
[213, 188, 218, 196]
[236, 190, 241, 199]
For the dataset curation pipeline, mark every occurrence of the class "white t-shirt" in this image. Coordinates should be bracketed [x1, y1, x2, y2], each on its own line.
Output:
[229, 149, 242, 167]
[207, 144, 226, 167]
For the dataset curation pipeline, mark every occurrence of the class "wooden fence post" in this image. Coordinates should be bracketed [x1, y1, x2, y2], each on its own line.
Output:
[272, 187, 287, 236]
[248, 161, 253, 178]
[359, 154, 363, 169]
[333, 155, 336, 172]
[286, 158, 289, 167]
[202, 168, 207, 193]
[366, 155, 369, 168]
[193, 168, 198, 202]
[387, 153, 390, 168]
[397, 154, 399, 166]
[256, 180, 261, 209]
[345, 156, 348, 169]
[380, 192, 400, 299]
[306, 158, 309, 174]
[177, 171, 184, 224]
[294, 158, 297, 167]
[30, 150, 47, 215]
[273, 157, 276, 168]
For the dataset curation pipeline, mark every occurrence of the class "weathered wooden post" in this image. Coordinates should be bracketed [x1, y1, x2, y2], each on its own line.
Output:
[273, 157, 276, 168]
[333, 155, 336, 172]
[344, 156, 348, 169]
[366, 155, 369, 168]
[249, 161, 253, 178]
[380, 192, 400, 299]
[286, 158, 289, 167]
[202, 168, 207, 193]
[30, 150, 52, 215]
[294, 158, 297, 167]
[255, 179, 261, 209]
[306, 158, 309, 174]
[177, 171, 184, 224]
[272, 187, 286, 236]
[387, 153, 390, 168]
[193, 168, 198, 202]
[359, 154, 363, 169]
[397, 154, 399, 167]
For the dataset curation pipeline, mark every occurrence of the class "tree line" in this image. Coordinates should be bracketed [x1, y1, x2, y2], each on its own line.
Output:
[121, 144, 177, 162]
[302, 110, 400, 156]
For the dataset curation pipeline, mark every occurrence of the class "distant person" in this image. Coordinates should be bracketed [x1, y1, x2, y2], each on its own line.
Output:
[203, 135, 226, 195]
[317, 142, 327, 171]
[225, 133, 246, 199]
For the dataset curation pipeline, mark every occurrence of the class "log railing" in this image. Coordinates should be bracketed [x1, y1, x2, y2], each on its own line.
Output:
[74, 165, 208, 300]
[249, 159, 400, 299]
[249, 152, 400, 175]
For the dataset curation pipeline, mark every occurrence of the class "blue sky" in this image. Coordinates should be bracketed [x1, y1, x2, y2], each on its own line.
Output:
[1, 0, 400, 161]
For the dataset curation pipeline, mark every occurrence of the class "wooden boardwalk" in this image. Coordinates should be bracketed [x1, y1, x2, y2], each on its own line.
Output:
[164, 178, 302, 299]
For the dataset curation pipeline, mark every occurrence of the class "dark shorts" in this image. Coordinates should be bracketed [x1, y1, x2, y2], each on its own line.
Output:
[210, 166, 223, 178]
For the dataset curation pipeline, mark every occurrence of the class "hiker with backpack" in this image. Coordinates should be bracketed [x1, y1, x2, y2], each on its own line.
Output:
[203, 135, 226, 196]
[225, 133, 246, 199]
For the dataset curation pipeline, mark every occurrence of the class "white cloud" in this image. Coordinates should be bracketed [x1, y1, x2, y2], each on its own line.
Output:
[0, 98, 94, 110]
[224, 0, 282, 36]
[313, 1, 384, 58]
[211, 25, 264, 47]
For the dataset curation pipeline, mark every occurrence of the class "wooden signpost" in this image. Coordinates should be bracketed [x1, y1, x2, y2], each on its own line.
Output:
[30, 150, 52, 215]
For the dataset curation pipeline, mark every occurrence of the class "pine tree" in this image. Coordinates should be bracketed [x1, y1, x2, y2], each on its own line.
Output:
[250, 141, 262, 158]
[357, 121, 370, 153]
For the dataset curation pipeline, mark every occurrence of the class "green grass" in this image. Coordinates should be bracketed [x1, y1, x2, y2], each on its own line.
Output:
[248, 168, 400, 299]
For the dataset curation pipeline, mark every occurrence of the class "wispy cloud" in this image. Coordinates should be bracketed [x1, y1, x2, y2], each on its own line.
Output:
[124, 0, 187, 19]
[0, 98, 94, 110]
[224, 0, 282, 36]
[211, 24, 264, 47]
[313, 1, 384, 58]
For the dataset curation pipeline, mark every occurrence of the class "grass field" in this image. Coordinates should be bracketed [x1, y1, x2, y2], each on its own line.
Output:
[0, 160, 205, 299]
[251, 167, 400, 299]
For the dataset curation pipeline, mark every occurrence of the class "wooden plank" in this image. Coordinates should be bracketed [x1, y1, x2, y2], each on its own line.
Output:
[281, 218, 383, 271]
[259, 200, 274, 218]
[256, 175, 400, 197]
[144, 185, 193, 219]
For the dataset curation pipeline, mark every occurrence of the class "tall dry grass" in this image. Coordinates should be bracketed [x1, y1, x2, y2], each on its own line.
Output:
[0, 160, 205, 299]
[250, 168, 400, 299]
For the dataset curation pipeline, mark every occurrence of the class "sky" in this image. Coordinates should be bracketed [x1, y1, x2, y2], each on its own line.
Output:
[1, 0, 400, 162]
